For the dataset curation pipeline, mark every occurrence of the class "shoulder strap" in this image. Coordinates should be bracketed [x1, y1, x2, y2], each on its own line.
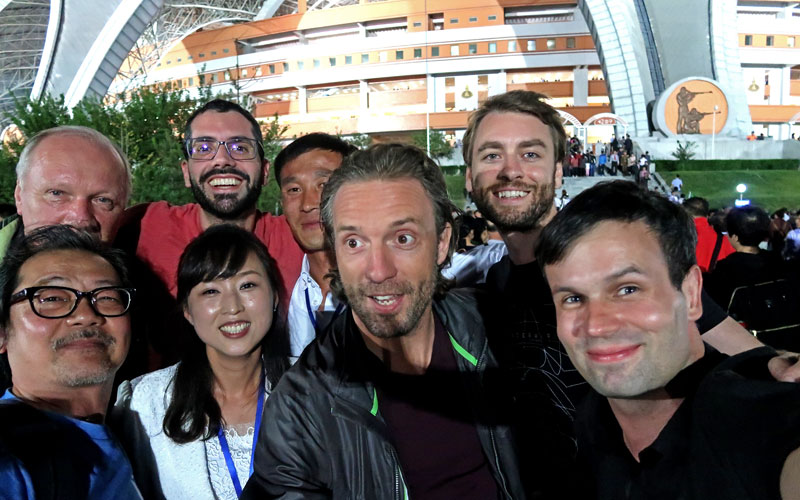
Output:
[709, 231, 724, 272]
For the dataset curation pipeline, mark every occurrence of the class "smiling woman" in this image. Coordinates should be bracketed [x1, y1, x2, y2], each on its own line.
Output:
[115, 225, 290, 500]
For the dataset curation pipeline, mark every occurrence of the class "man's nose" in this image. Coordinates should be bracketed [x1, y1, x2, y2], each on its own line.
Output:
[365, 244, 397, 283]
[497, 156, 523, 181]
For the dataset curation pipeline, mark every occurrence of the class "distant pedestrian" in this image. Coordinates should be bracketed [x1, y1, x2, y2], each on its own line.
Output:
[671, 174, 683, 191]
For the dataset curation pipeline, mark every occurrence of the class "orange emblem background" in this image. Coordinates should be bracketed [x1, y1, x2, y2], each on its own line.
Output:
[664, 79, 728, 135]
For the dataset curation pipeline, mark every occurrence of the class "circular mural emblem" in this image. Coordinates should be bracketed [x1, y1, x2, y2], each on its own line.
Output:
[654, 78, 729, 136]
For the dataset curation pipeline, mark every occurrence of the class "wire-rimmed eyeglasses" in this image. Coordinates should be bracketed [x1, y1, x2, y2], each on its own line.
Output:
[185, 138, 261, 161]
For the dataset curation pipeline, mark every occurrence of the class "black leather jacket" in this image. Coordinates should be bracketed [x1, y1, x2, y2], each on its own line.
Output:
[242, 289, 526, 499]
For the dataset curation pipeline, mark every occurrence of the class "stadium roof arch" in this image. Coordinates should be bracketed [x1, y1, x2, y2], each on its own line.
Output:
[0, 0, 360, 132]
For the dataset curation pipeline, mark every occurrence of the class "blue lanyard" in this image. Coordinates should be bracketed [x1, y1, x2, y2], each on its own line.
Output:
[217, 371, 265, 497]
[304, 286, 344, 329]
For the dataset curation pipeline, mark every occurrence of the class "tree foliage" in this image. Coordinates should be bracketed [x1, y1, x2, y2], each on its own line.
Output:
[411, 129, 454, 161]
[0, 87, 288, 212]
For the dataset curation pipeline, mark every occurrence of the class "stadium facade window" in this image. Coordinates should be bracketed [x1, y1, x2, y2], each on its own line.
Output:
[788, 37, 795, 48]
[414, 48, 422, 58]
[362, 53, 369, 63]
[432, 46, 439, 57]
[313, 59, 320, 68]
[256, 67, 262, 76]
[297, 61, 304, 70]
[469, 17, 477, 22]
[413, 22, 422, 27]
[330, 57, 336, 66]
[177, 58, 182, 62]
[547, 38, 556, 50]
[450, 45, 459, 56]
[488, 15, 497, 20]
[766, 35, 774, 46]
[345, 55, 353, 64]
[199, 53, 205, 58]
[489, 42, 497, 53]
[508, 40, 517, 51]
[396, 50, 404, 60]
[223, 48, 229, 53]
[469, 44, 477, 54]
[566, 37, 575, 49]
[212, 73, 218, 82]
[450, 18, 458, 24]
[224, 71, 230, 80]
[211, 51, 217, 55]
[744, 35, 753, 45]
[269, 64, 275, 73]
[188, 77, 194, 86]
[241, 69, 247, 77]
[198, 75, 205, 84]
[379, 51, 388, 62]
[282, 62, 288, 71]
[527, 40, 535, 51]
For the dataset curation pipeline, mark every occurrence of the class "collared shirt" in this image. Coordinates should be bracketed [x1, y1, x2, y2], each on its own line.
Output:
[287, 254, 342, 359]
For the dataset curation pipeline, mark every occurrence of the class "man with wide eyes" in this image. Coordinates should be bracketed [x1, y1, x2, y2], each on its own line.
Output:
[118, 99, 303, 305]
[272, 133, 356, 360]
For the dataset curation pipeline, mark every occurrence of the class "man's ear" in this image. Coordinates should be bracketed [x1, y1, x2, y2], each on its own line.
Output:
[262, 160, 270, 186]
[681, 265, 703, 321]
[181, 161, 192, 189]
[465, 166, 473, 193]
[0, 328, 8, 354]
[437, 223, 453, 266]
[13, 181, 23, 217]
[554, 161, 564, 189]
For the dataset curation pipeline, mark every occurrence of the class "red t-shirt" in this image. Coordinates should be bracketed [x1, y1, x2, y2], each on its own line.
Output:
[694, 217, 735, 273]
[134, 201, 303, 302]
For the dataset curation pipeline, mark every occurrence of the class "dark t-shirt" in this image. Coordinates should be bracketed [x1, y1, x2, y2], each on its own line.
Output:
[706, 251, 787, 309]
[576, 345, 800, 500]
[374, 317, 500, 500]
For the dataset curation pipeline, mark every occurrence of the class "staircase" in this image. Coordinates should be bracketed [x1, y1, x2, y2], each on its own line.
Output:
[559, 172, 665, 199]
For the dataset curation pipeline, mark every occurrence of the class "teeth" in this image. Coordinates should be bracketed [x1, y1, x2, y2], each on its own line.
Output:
[220, 322, 250, 334]
[497, 190, 528, 199]
[373, 295, 396, 306]
[209, 178, 241, 186]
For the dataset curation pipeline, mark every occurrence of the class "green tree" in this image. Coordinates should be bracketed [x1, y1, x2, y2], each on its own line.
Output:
[411, 129, 454, 161]
[0, 86, 290, 211]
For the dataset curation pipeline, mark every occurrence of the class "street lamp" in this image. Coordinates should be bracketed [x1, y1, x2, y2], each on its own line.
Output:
[736, 183, 747, 200]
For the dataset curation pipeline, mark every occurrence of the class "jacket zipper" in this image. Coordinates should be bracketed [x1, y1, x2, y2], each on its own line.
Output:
[476, 340, 513, 499]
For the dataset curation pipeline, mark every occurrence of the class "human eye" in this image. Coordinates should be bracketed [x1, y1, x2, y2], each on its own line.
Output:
[522, 151, 540, 160]
[284, 186, 301, 195]
[481, 152, 501, 161]
[230, 140, 253, 154]
[344, 238, 363, 250]
[396, 233, 416, 246]
[44, 189, 65, 200]
[617, 285, 640, 296]
[93, 196, 116, 209]
[240, 281, 258, 290]
[36, 289, 71, 303]
[200, 287, 219, 296]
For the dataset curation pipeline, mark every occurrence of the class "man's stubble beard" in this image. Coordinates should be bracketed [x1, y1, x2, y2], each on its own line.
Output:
[51, 328, 119, 387]
[471, 174, 556, 233]
[343, 264, 438, 340]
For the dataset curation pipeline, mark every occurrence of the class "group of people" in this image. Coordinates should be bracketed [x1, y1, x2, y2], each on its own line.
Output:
[563, 134, 652, 187]
[2, 90, 800, 500]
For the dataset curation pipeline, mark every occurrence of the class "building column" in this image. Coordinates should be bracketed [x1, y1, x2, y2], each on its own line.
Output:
[359, 80, 369, 110]
[298, 86, 307, 114]
[573, 66, 589, 106]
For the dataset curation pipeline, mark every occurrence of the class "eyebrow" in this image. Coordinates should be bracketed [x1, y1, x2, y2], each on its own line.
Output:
[336, 217, 421, 234]
[476, 139, 548, 154]
[281, 169, 335, 185]
[550, 265, 645, 294]
[33, 276, 120, 287]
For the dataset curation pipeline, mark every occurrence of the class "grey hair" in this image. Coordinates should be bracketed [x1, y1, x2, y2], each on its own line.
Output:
[16, 126, 132, 205]
[320, 143, 460, 299]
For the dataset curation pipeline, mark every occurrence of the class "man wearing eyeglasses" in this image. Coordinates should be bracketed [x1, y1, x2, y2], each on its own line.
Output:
[119, 99, 302, 304]
[0, 225, 142, 499]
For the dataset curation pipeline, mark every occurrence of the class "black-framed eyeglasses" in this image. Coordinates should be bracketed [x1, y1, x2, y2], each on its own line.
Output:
[185, 138, 261, 161]
[10, 286, 136, 319]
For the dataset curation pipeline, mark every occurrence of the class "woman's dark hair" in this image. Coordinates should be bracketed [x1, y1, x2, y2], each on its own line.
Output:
[163, 225, 289, 443]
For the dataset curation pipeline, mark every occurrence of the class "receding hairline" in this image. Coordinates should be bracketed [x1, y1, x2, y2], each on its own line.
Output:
[17, 127, 131, 200]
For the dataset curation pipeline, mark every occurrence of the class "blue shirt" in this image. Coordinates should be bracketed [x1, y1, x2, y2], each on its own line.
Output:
[0, 390, 142, 500]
